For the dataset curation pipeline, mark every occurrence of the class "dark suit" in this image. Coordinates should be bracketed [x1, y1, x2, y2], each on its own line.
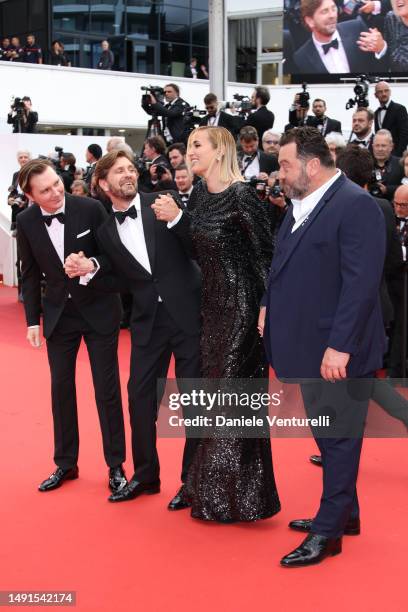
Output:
[95, 191, 201, 484]
[7, 110, 38, 133]
[239, 150, 279, 176]
[264, 174, 386, 538]
[374, 155, 404, 201]
[242, 106, 275, 141]
[199, 111, 240, 136]
[287, 112, 342, 135]
[293, 19, 385, 74]
[374, 101, 408, 157]
[142, 97, 189, 144]
[17, 194, 125, 470]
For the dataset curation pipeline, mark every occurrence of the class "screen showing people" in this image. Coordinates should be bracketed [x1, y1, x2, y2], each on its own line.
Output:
[284, 0, 408, 75]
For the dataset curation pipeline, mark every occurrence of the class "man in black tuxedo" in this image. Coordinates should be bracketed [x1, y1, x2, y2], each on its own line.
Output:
[374, 82, 408, 157]
[372, 130, 404, 201]
[293, 0, 385, 74]
[7, 96, 38, 133]
[16, 159, 127, 494]
[174, 164, 195, 210]
[309, 98, 342, 135]
[65, 151, 201, 508]
[199, 93, 240, 137]
[141, 83, 189, 145]
[348, 107, 375, 151]
[241, 86, 275, 141]
[238, 127, 279, 180]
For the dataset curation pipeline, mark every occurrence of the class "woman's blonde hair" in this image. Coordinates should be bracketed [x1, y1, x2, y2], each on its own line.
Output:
[187, 126, 244, 184]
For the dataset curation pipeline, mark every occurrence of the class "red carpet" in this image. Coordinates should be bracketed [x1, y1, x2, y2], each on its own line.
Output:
[0, 285, 407, 611]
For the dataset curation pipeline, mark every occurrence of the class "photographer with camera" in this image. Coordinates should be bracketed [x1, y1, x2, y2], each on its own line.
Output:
[371, 129, 404, 201]
[310, 98, 342, 136]
[241, 86, 275, 141]
[7, 96, 38, 133]
[238, 127, 279, 196]
[286, 90, 311, 131]
[141, 83, 189, 145]
[199, 93, 240, 136]
[57, 152, 77, 193]
[348, 107, 375, 149]
[138, 136, 171, 192]
[8, 150, 32, 231]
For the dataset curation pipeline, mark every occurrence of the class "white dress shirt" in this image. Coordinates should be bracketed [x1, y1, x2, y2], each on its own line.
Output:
[291, 170, 341, 233]
[112, 194, 151, 273]
[312, 31, 350, 74]
[378, 100, 391, 129]
[207, 112, 220, 127]
[243, 154, 260, 179]
[40, 202, 66, 264]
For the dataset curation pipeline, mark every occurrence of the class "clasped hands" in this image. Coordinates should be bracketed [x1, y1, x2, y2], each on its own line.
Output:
[151, 193, 180, 222]
[64, 251, 94, 278]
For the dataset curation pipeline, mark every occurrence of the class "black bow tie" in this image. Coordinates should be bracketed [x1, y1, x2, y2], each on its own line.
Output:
[114, 205, 137, 225]
[244, 155, 255, 163]
[43, 212, 65, 226]
[355, 139, 367, 146]
[397, 217, 408, 223]
[381, 105, 388, 110]
[322, 38, 339, 55]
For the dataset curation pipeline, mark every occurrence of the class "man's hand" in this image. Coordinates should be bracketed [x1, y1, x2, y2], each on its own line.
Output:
[149, 164, 158, 179]
[320, 347, 350, 382]
[151, 194, 180, 222]
[258, 306, 266, 337]
[27, 326, 41, 348]
[357, 28, 385, 54]
[257, 172, 269, 181]
[378, 183, 387, 195]
[64, 251, 95, 278]
[268, 194, 287, 208]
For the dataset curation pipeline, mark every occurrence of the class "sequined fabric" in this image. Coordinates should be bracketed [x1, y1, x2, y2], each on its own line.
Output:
[184, 181, 281, 522]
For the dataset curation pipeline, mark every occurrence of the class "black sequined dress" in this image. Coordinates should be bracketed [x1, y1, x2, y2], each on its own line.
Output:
[174, 180, 281, 522]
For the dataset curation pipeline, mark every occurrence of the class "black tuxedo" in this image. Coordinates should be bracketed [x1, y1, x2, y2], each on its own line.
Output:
[374, 155, 404, 201]
[95, 191, 201, 484]
[7, 110, 38, 133]
[243, 106, 275, 140]
[17, 194, 125, 471]
[293, 19, 385, 74]
[139, 154, 171, 193]
[142, 97, 189, 143]
[199, 111, 240, 136]
[308, 115, 342, 136]
[374, 101, 408, 157]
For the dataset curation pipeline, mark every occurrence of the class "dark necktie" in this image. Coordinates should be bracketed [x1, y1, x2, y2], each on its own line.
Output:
[43, 212, 65, 227]
[322, 38, 339, 55]
[114, 205, 137, 225]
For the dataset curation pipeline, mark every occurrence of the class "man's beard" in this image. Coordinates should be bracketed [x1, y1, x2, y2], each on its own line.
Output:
[108, 180, 137, 201]
[282, 164, 310, 200]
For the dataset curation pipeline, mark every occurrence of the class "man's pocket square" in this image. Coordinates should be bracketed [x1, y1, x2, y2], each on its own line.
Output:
[77, 229, 91, 238]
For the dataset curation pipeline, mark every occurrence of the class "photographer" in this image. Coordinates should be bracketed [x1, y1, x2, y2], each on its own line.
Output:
[7, 96, 38, 133]
[199, 93, 240, 136]
[139, 136, 171, 192]
[167, 143, 186, 169]
[371, 129, 404, 201]
[8, 149, 32, 231]
[286, 92, 311, 130]
[349, 107, 374, 149]
[57, 152, 77, 193]
[141, 83, 189, 145]
[241, 86, 275, 141]
[309, 98, 342, 136]
[238, 126, 279, 181]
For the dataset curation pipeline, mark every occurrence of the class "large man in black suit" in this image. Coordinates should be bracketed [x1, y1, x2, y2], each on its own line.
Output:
[65, 150, 201, 508]
[261, 128, 386, 567]
[374, 82, 408, 157]
[293, 0, 385, 74]
[142, 82, 189, 145]
[241, 86, 275, 141]
[199, 93, 240, 137]
[17, 159, 127, 494]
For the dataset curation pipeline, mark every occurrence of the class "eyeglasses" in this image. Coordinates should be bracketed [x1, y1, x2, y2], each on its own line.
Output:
[393, 202, 408, 208]
[264, 140, 279, 145]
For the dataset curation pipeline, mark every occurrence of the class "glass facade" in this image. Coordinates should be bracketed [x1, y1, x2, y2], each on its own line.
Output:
[51, 0, 209, 76]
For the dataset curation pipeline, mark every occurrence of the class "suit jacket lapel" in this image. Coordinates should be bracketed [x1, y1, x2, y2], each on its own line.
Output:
[31, 204, 65, 272]
[102, 213, 152, 278]
[273, 174, 346, 278]
[64, 195, 80, 260]
[140, 195, 156, 272]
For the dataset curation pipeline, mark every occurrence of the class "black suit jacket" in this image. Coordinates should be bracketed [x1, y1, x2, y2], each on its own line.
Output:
[374, 101, 408, 157]
[375, 156, 404, 200]
[243, 106, 275, 140]
[94, 191, 201, 346]
[287, 113, 342, 135]
[142, 97, 189, 143]
[199, 111, 240, 136]
[293, 19, 385, 74]
[17, 194, 122, 338]
[259, 151, 279, 174]
[7, 110, 38, 133]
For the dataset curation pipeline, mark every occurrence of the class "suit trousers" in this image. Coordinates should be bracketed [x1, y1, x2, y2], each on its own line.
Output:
[128, 303, 201, 483]
[46, 299, 126, 470]
[301, 377, 373, 538]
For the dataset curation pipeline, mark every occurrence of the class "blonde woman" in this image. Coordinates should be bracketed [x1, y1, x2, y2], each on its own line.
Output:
[152, 127, 280, 523]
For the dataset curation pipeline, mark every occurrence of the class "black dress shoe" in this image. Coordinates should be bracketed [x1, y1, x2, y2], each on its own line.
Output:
[108, 478, 160, 502]
[289, 517, 360, 536]
[309, 454, 323, 466]
[108, 465, 128, 493]
[280, 533, 342, 568]
[38, 466, 79, 492]
[168, 485, 191, 511]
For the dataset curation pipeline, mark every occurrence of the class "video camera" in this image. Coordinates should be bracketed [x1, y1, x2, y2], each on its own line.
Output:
[346, 75, 372, 110]
[141, 85, 165, 105]
[10, 97, 26, 114]
[221, 94, 253, 115]
[297, 83, 310, 109]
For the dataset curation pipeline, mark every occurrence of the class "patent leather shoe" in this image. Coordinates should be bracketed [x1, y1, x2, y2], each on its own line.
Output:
[108, 465, 128, 493]
[168, 485, 191, 511]
[289, 517, 360, 536]
[280, 533, 342, 568]
[108, 478, 160, 502]
[38, 466, 79, 492]
[309, 454, 323, 466]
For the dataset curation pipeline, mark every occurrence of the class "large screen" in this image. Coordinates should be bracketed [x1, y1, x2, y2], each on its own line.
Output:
[283, 0, 408, 78]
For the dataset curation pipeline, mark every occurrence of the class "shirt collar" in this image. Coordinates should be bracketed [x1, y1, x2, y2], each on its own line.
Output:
[40, 199, 65, 216]
[112, 193, 140, 214]
[312, 31, 340, 50]
[291, 170, 341, 210]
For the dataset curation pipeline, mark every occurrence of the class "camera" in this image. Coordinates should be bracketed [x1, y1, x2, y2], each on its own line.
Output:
[245, 176, 269, 201]
[141, 86, 165, 105]
[368, 169, 383, 197]
[134, 157, 152, 175]
[10, 97, 25, 113]
[298, 83, 310, 109]
[221, 94, 253, 115]
[156, 164, 170, 180]
[270, 180, 283, 198]
[346, 75, 372, 110]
